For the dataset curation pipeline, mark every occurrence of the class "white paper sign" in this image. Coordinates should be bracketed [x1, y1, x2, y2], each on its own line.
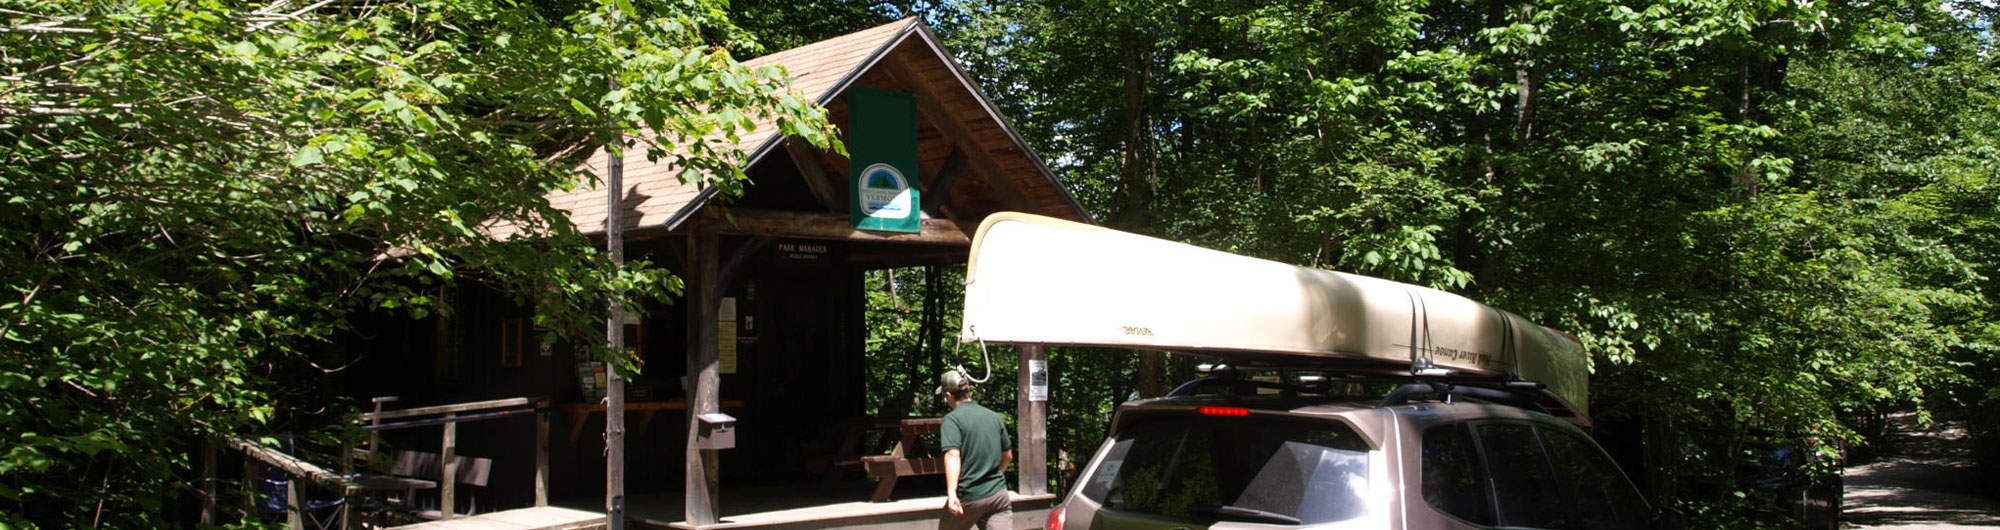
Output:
[1029, 359, 1049, 402]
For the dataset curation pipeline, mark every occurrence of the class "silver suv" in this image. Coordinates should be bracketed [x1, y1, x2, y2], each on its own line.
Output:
[1048, 377, 1673, 530]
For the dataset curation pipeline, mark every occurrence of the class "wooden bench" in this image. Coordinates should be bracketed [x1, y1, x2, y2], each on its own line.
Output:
[384, 450, 490, 520]
[860, 417, 943, 502]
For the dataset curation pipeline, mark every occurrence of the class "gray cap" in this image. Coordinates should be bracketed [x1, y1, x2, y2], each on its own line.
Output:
[936, 370, 971, 395]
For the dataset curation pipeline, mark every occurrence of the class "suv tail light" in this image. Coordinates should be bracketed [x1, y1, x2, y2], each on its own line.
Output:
[1198, 406, 1250, 417]
[1047, 504, 1066, 530]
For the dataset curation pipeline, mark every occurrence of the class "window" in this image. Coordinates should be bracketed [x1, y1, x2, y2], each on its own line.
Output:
[1080, 414, 1373, 525]
[1542, 429, 1651, 530]
[1476, 423, 1570, 528]
[1423, 420, 1654, 530]
[1422, 423, 1496, 525]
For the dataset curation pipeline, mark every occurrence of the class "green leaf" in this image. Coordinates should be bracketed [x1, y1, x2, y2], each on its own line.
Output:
[290, 146, 323, 167]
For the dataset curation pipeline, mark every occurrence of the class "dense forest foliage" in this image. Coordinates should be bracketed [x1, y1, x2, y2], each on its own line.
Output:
[772, 0, 1999, 524]
[2, 0, 1994, 527]
[0, 0, 835, 526]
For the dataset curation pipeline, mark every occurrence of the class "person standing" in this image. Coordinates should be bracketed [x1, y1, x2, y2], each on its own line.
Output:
[938, 370, 1014, 530]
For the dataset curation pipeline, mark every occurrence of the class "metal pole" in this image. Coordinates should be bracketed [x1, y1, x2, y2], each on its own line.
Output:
[604, 79, 628, 530]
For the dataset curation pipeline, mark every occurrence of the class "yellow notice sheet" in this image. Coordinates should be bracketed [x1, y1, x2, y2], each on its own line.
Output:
[718, 322, 738, 374]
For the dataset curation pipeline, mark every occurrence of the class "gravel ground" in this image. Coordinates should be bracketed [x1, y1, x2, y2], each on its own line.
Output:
[1842, 414, 2000, 529]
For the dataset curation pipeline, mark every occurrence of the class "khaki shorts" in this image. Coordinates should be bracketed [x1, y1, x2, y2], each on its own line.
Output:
[941, 491, 1012, 530]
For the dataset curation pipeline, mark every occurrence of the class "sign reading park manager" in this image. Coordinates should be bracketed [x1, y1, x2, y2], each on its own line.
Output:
[847, 88, 922, 233]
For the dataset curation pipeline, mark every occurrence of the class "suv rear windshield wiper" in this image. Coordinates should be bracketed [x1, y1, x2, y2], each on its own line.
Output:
[1192, 505, 1303, 525]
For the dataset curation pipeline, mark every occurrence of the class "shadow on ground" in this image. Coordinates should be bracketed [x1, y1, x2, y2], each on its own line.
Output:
[1843, 413, 2000, 528]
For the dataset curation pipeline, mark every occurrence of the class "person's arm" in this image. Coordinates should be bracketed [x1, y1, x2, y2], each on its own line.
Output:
[944, 448, 964, 515]
[1001, 449, 1014, 474]
[942, 414, 966, 515]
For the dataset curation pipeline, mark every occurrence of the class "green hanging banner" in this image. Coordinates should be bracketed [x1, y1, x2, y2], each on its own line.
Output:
[847, 88, 922, 233]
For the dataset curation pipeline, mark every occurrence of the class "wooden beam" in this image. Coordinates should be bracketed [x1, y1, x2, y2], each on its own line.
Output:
[847, 246, 972, 268]
[200, 440, 217, 526]
[536, 408, 549, 507]
[706, 208, 975, 246]
[861, 456, 945, 476]
[684, 231, 722, 526]
[784, 137, 844, 213]
[242, 454, 256, 514]
[286, 470, 305, 530]
[1016, 345, 1048, 496]
[361, 397, 537, 422]
[442, 413, 457, 520]
[878, 52, 1037, 213]
[922, 147, 968, 217]
[226, 437, 351, 495]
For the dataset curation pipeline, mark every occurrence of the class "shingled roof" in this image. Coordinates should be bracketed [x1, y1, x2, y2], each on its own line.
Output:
[540, 18, 1088, 238]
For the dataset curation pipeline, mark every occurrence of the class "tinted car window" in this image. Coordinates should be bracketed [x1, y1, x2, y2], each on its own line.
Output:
[1423, 420, 1652, 530]
[1079, 413, 1372, 524]
[1542, 428, 1650, 530]
[1476, 423, 1570, 528]
[1422, 423, 1497, 525]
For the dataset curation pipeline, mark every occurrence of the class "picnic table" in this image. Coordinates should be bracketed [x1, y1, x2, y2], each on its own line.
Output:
[859, 417, 943, 502]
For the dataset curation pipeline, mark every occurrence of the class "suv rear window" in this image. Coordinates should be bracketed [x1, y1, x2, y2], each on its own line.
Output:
[1078, 412, 1372, 525]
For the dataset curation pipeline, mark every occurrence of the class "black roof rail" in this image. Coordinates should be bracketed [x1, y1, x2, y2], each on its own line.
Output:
[1163, 365, 1556, 416]
[1376, 381, 1549, 414]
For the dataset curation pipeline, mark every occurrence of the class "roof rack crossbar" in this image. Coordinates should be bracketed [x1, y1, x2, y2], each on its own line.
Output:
[1376, 382, 1549, 414]
[1166, 367, 1336, 398]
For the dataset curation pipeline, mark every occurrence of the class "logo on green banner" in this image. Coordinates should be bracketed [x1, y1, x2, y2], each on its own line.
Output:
[858, 163, 916, 219]
[849, 88, 921, 233]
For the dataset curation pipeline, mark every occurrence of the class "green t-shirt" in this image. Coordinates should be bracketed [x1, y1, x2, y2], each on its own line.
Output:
[940, 401, 1013, 502]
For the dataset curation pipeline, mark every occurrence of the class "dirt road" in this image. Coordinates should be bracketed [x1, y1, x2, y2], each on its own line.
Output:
[1843, 414, 2000, 528]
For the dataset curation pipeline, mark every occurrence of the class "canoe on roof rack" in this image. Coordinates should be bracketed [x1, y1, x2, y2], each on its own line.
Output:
[958, 212, 1592, 424]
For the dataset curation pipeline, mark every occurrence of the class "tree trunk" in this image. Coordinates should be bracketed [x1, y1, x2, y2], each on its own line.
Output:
[1643, 405, 1685, 506]
[1514, 4, 1536, 143]
[1731, 54, 1761, 197]
[1138, 350, 1162, 398]
[1732, 45, 1789, 199]
[922, 266, 945, 384]
[1113, 39, 1156, 231]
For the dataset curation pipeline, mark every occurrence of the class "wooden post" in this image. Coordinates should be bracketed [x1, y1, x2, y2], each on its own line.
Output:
[604, 65, 631, 530]
[242, 454, 256, 512]
[1016, 345, 1049, 496]
[536, 406, 550, 507]
[368, 396, 397, 468]
[342, 485, 364, 530]
[200, 440, 217, 525]
[286, 472, 304, 530]
[685, 231, 722, 525]
[442, 413, 457, 520]
[340, 427, 357, 528]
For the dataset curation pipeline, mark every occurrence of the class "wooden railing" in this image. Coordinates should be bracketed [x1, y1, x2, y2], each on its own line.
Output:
[358, 396, 552, 520]
[224, 436, 370, 530]
[216, 396, 550, 529]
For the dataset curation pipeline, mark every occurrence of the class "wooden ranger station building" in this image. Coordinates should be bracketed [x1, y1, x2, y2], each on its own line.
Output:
[335, 17, 1089, 530]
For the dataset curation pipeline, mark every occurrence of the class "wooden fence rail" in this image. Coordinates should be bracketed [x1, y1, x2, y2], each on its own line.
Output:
[357, 396, 553, 522]
[225, 436, 369, 530]
[214, 396, 551, 529]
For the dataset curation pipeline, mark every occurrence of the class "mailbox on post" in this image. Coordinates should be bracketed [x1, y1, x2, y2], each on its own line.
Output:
[696, 412, 736, 450]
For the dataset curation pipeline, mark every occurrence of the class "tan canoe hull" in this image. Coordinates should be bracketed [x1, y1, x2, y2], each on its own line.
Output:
[960, 212, 1590, 423]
